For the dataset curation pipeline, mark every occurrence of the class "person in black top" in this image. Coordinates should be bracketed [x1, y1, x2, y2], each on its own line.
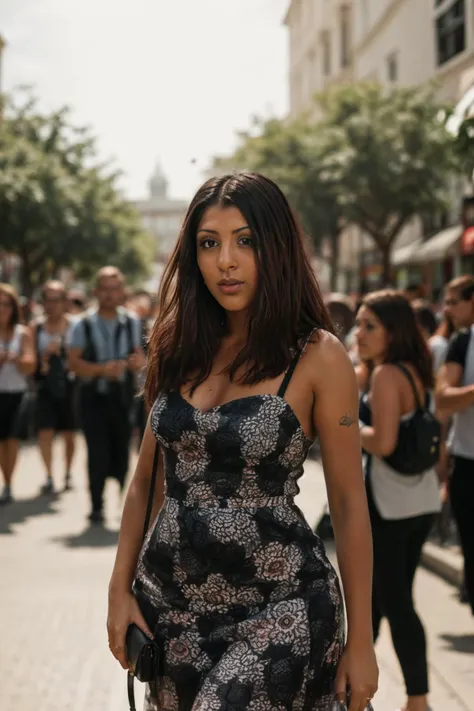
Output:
[436, 275, 474, 614]
[33, 280, 77, 494]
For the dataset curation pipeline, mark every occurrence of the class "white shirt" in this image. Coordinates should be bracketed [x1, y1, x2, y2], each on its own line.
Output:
[0, 325, 28, 393]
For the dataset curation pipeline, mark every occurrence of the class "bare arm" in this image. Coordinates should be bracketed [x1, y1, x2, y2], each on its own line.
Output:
[109, 419, 164, 596]
[360, 365, 401, 457]
[436, 362, 474, 416]
[16, 326, 36, 376]
[312, 336, 373, 649]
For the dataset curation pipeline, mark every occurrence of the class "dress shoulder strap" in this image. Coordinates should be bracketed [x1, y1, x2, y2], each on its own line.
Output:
[277, 328, 318, 399]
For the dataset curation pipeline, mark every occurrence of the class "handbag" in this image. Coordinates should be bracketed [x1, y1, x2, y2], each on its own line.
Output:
[126, 444, 161, 711]
[383, 363, 441, 476]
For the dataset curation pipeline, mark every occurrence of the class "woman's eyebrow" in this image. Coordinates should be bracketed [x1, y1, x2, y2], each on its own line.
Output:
[197, 226, 250, 235]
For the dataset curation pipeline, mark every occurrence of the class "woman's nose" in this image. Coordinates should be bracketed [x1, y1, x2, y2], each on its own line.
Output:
[217, 244, 237, 271]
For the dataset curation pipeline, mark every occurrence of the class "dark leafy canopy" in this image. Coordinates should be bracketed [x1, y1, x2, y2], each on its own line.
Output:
[453, 116, 474, 184]
[213, 82, 460, 286]
[315, 84, 457, 261]
[0, 88, 154, 295]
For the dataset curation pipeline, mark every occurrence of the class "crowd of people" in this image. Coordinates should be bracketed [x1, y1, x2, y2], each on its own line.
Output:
[0, 269, 155, 523]
[0, 187, 473, 711]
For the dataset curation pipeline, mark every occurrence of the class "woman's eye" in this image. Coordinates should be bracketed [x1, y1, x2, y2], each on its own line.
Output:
[366, 323, 375, 332]
[200, 238, 217, 249]
[239, 236, 254, 247]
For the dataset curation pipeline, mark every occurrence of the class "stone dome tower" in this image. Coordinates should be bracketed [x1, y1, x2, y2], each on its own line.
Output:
[149, 161, 168, 200]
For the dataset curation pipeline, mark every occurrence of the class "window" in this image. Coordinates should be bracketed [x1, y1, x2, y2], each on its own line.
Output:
[436, 0, 466, 65]
[340, 6, 351, 69]
[321, 30, 331, 77]
[387, 52, 398, 82]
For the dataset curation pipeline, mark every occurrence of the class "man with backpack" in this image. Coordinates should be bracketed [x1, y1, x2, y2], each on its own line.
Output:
[436, 275, 474, 614]
[33, 280, 77, 494]
[68, 267, 145, 524]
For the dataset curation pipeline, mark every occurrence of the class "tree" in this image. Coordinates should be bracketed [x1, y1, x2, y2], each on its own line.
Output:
[212, 118, 345, 289]
[0, 88, 154, 296]
[212, 82, 461, 289]
[314, 82, 459, 285]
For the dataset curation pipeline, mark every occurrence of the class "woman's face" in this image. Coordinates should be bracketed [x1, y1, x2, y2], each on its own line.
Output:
[196, 205, 258, 314]
[355, 305, 389, 364]
[0, 292, 13, 328]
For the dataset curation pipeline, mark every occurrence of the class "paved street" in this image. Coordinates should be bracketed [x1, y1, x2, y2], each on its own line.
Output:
[1, 438, 473, 711]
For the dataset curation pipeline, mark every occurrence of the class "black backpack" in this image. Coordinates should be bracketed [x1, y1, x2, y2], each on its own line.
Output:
[383, 363, 441, 476]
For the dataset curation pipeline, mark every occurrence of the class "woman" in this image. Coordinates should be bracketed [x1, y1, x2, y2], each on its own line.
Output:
[356, 291, 441, 711]
[108, 173, 378, 711]
[0, 284, 36, 504]
[34, 280, 78, 494]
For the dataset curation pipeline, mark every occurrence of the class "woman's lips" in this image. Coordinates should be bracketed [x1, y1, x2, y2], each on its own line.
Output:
[217, 282, 244, 295]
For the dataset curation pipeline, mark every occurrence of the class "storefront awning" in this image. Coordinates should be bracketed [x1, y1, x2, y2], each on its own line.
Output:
[391, 240, 424, 267]
[414, 225, 462, 262]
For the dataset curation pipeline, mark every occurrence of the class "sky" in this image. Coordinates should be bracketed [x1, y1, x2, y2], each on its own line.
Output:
[1, 0, 290, 201]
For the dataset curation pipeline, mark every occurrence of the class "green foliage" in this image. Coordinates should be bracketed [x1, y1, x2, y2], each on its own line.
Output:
[213, 82, 460, 287]
[0, 88, 154, 295]
[453, 116, 474, 184]
[213, 117, 342, 258]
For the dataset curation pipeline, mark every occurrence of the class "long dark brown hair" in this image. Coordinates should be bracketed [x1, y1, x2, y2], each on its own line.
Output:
[0, 283, 22, 329]
[145, 172, 334, 405]
[362, 290, 434, 389]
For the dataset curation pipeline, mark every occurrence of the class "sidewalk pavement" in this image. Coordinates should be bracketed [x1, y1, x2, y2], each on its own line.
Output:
[0, 438, 472, 711]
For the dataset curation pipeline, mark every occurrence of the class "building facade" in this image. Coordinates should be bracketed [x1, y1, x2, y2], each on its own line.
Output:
[284, 0, 474, 294]
[132, 163, 187, 262]
[285, 0, 354, 117]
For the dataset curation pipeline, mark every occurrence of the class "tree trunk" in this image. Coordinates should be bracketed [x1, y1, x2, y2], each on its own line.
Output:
[381, 244, 393, 288]
[20, 253, 34, 299]
[330, 231, 340, 292]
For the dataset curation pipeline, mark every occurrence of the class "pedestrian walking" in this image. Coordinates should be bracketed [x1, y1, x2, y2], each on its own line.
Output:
[436, 275, 474, 615]
[68, 267, 145, 524]
[107, 173, 378, 711]
[33, 280, 78, 494]
[356, 290, 441, 711]
[0, 284, 36, 504]
[67, 289, 87, 317]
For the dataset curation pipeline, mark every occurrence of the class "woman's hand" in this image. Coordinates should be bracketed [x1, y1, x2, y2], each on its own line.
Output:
[107, 589, 154, 670]
[334, 640, 378, 711]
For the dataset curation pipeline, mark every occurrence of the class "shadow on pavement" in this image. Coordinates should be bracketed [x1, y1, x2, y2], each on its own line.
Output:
[439, 633, 474, 654]
[0, 494, 60, 535]
[54, 524, 119, 549]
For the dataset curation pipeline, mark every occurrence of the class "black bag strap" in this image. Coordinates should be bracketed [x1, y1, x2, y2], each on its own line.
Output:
[82, 315, 97, 362]
[125, 315, 135, 356]
[393, 363, 424, 410]
[142, 444, 160, 540]
[127, 443, 159, 711]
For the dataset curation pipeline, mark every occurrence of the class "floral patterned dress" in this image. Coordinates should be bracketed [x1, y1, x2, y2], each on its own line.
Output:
[133, 341, 345, 711]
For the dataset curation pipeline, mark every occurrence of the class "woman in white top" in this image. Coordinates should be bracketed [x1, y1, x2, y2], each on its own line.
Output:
[356, 290, 441, 711]
[0, 284, 36, 504]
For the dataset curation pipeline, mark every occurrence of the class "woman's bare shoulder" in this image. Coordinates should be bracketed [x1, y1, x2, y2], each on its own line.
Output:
[370, 363, 404, 392]
[303, 330, 356, 388]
